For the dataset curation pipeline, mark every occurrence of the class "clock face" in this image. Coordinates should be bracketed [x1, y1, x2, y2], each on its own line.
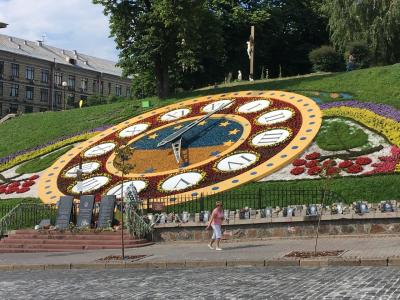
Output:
[39, 90, 321, 204]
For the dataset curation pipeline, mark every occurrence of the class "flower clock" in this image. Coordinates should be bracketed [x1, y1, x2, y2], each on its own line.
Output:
[38, 91, 321, 204]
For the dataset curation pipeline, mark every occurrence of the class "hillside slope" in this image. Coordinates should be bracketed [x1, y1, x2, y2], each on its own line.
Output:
[1, 64, 400, 158]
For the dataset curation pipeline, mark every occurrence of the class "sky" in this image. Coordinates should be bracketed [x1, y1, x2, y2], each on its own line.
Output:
[0, 0, 119, 61]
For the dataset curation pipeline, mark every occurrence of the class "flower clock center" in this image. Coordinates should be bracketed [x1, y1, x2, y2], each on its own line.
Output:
[107, 115, 250, 177]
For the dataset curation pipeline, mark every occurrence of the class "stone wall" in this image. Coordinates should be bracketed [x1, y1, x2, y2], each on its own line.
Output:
[153, 212, 400, 242]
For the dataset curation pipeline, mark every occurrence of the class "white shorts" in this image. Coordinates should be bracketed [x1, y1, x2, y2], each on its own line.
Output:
[211, 224, 222, 239]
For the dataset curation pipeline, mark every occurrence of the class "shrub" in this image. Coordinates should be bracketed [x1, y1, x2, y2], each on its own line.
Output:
[309, 46, 344, 72]
[346, 41, 371, 69]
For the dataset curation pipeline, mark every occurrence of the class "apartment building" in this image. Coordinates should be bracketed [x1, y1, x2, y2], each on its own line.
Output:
[0, 34, 131, 116]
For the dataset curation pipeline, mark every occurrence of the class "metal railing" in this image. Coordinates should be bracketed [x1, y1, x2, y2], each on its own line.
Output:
[0, 203, 57, 237]
[145, 188, 345, 214]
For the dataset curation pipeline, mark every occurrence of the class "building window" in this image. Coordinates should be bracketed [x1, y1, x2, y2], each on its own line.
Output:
[11, 64, 19, 78]
[9, 104, 19, 114]
[0, 61, 4, 77]
[10, 84, 19, 97]
[40, 88, 49, 102]
[41, 69, 49, 83]
[0, 81, 3, 96]
[55, 72, 62, 85]
[55, 91, 62, 105]
[68, 75, 75, 89]
[81, 78, 88, 92]
[100, 81, 104, 95]
[108, 82, 111, 95]
[115, 84, 122, 96]
[25, 105, 33, 113]
[26, 66, 34, 80]
[26, 86, 34, 100]
[126, 87, 131, 97]
[67, 93, 75, 106]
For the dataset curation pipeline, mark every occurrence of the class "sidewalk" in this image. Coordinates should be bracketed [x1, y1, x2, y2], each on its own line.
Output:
[1, 235, 400, 270]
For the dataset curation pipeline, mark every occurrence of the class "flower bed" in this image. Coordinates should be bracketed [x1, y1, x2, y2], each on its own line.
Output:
[322, 106, 400, 146]
[0, 175, 39, 196]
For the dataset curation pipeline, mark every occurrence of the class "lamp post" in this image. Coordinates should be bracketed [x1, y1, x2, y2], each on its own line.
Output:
[62, 81, 68, 110]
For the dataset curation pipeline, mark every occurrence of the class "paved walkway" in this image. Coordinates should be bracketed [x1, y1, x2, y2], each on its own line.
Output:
[1, 235, 400, 267]
[1, 267, 400, 299]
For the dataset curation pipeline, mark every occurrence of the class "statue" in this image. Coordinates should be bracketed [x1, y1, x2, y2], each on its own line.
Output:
[238, 70, 242, 81]
[246, 41, 252, 60]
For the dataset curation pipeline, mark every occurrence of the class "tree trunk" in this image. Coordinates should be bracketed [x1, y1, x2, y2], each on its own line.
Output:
[155, 59, 170, 99]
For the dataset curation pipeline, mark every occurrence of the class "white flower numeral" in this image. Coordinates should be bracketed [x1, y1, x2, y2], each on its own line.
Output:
[251, 129, 290, 147]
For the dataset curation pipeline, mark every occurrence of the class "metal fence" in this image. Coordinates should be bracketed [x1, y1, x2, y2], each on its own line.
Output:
[0, 203, 58, 236]
[145, 188, 345, 214]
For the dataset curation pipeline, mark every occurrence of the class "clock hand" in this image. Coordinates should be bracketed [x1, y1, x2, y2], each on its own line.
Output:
[157, 100, 233, 147]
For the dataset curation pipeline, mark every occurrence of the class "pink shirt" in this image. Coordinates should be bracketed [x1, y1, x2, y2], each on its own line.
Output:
[211, 208, 224, 225]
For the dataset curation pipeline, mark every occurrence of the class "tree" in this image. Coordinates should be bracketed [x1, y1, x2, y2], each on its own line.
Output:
[93, 0, 224, 98]
[323, 0, 400, 64]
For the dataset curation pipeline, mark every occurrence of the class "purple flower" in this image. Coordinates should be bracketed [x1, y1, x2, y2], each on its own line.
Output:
[320, 100, 400, 122]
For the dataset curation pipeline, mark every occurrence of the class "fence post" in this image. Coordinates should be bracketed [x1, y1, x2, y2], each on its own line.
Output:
[146, 197, 150, 214]
[200, 193, 204, 212]
[258, 188, 262, 209]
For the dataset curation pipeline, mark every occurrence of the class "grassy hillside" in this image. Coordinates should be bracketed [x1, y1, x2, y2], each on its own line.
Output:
[1, 64, 400, 159]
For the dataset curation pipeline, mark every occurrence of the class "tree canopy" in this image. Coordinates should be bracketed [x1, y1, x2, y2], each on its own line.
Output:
[323, 0, 400, 64]
[94, 0, 400, 98]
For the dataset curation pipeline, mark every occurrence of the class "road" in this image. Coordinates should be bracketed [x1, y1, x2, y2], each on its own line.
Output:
[0, 267, 399, 299]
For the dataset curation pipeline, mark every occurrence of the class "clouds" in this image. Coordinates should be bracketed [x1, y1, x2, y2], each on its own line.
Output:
[0, 0, 119, 61]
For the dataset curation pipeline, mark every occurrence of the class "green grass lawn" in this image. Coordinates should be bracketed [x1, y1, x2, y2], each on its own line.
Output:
[15, 146, 73, 174]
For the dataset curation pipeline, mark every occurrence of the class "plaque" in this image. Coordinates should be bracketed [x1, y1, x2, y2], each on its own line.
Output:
[98, 195, 116, 228]
[151, 202, 165, 212]
[76, 195, 95, 228]
[55, 196, 74, 230]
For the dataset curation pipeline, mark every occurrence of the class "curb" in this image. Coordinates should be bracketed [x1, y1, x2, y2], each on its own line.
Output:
[0, 256, 399, 271]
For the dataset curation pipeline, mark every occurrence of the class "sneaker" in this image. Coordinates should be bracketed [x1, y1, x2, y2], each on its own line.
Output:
[215, 247, 223, 251]
[208, 244, 214, 250]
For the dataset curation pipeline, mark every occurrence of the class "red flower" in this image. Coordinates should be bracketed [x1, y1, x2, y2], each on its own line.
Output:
[355, 157, 372, 165]
[327, 167, 340, 175]
[292, 159, 306, 166]
[308, 166, 322, 176]
[5, 187, 16, 194]
[305, 160, 319, 168]
[16, 187, 30, 193]
[22, 180, 35, 188]
[322, 159, 337, 168]
[305, 152, 321, 160]
[0, 187, 6, 194]
[290, 167, 305, 175]
[339, 160, 353, 168]
[347, 164, 363, 174]
[8, 181, 20, 188]
[28, 175, 40, 181]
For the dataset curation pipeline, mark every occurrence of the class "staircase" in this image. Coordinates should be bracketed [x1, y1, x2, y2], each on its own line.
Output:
[0, 230, 153, 253]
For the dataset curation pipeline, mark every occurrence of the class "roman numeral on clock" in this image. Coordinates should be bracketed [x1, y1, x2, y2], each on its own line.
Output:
[173, 178, 191, 189]
[82, 178, 101, 190]
[258, 132, 284, 144]
[262, 112, 285, 123]
[257, 109, 293, 125]
[216, 153, 258, 172]
[252, 129, 290, 147]
[227, 155, 253, 170]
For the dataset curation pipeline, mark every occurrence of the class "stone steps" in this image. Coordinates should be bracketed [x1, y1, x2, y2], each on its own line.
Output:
[0, 230, 153, 253]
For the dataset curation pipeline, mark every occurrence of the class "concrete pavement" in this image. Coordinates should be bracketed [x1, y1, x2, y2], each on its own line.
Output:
[1, 235, 400, 270]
